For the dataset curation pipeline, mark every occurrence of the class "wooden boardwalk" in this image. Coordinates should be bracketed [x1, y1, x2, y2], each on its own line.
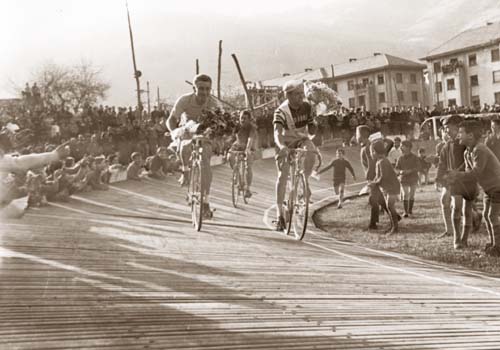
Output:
[2, 145, 500, 349]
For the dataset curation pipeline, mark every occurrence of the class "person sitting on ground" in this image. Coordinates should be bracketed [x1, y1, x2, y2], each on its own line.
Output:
[449, 120, 500, 255]
[369, 139, 401, 235]
[145, 146, 170, 180]
[395, 140, 420, 218]
[127, 152, 143, 181]
[101, 153, 126, 184]
[317, 148, 356, 209]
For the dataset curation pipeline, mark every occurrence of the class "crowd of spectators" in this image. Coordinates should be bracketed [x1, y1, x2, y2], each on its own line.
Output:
[2, 83, 500, 219]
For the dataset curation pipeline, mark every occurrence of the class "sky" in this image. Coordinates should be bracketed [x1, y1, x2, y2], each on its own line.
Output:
[1, 0, 500, 106]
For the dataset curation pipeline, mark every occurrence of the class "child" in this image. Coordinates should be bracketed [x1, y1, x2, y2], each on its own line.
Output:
[450, 120, 500, 255]
[317, 148, 356, 209]
[369, 139, 400, 235]
[145, 146, 170, 180]
[127, 152, 143, 181]
[395, 140, 419, 217]
[417, 148, 432, 187]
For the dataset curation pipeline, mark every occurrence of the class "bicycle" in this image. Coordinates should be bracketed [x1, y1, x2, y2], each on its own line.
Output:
[229, 150, 250, 208]
[281, 147, 311, 240]
[187, 135, 209, 231]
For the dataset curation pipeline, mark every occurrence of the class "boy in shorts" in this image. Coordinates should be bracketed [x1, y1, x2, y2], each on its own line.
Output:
[317, 148, 356, 208]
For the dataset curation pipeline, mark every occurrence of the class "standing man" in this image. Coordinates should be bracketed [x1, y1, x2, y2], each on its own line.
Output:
[451, 120, 500, 255]
[357, 126, 394, 230]
[485, 118, 500, 161]
[435, 115, 477, 249]
[166, 74, 221, 216]
[273, 80, 318, 231]
[387, 136, 402, 166]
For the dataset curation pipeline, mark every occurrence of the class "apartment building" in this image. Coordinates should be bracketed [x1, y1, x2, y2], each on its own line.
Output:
[422, 21, 500, 108]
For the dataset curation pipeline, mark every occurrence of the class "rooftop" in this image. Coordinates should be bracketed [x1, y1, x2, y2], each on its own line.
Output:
[422, 21, 500, 60]
[258, 53, 425, 87]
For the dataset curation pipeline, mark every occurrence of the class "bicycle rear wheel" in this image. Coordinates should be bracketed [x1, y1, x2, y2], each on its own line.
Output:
[289, 173, 309, 240]
[231, 165, 240, 208]
[189, 162, 204, 231]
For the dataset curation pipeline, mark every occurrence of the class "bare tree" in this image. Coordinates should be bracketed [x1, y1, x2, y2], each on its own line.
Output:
[31, 60, 110, 112]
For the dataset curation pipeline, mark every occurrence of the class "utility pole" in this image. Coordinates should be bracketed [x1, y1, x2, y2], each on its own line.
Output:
[196, 59, 199, 75]
[217, 40, 222, 99]
[157, 86, 160, 108]
[231, 53, 254, 111]
[146, 81, 151, 115]
[125, 1, 142, 111]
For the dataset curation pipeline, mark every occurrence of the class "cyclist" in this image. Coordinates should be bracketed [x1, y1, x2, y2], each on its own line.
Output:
[273, 80, 318, 231]
[166, 74, 222, 217]
[227, 110, 256, 198]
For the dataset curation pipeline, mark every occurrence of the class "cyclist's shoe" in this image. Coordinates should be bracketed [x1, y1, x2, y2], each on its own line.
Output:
[202, 202, 214, 219]
[273, 216, 286, 231]
[244, 189, 252, 198]
[178, 171, 190, 187]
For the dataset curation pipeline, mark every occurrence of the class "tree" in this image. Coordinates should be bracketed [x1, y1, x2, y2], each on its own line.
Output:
[32, 60, 110, 112]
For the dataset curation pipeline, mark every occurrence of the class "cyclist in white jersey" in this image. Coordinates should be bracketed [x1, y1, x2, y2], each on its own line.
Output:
[166, 74, 221, 216]
[273, 80, 318, 231]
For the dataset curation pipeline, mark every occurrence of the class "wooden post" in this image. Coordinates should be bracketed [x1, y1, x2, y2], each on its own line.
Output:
[217, 40, 222, 99]
[196, 59, 199, 75]
[231, 53, 254, 111]
[157, 86, 160, 108]
[146, 81, 151, 115]
[125, 1, 142, 111]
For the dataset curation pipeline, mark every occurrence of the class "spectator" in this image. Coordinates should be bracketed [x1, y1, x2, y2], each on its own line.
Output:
[127, 152, 143, 181]
[395, 140, 420, 217]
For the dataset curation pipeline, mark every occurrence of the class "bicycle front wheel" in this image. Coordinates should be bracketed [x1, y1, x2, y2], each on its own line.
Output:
[231, 165, 240, 208]
[289, 174, 309, 240]
[189, 162, 204, 231]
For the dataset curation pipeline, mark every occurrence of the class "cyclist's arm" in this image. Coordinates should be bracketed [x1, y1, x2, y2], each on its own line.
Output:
[274, 123, 286, 150]
[246, 127, 257, 152]
[166, 96, 185, 132]
[317, 159, 334, 175]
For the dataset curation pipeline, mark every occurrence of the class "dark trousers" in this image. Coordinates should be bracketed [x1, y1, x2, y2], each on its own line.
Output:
[369, 185, 388, 226]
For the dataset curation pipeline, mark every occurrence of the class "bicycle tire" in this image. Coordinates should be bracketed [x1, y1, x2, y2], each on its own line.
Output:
[290, 173, 309, 240]
[285, 167, 296, 236]
[190, 162, 204, 231]
[231, 164, 240, 208]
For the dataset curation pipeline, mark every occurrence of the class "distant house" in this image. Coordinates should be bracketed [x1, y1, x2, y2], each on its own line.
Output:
[251, 53, 427, 113]
[421, 21, 500, 108]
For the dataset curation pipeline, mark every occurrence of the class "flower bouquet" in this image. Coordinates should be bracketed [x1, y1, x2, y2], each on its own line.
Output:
[304, 81, 343, 115]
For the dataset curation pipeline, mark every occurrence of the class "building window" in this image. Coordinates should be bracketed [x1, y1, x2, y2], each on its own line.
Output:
[378, 92, 386, 103]
[469, 54, 477, 66]
[397, 91, 404, 102]
[447, 78, 455, 90]
[493, 70, 500, 83]
[377, 74, 384, 85]
[358, 95, 366, 106]
[396, 73, 403, 83]
[450, 58, 458, 65]
[492, 48, 500, 62]
[433, 62, 441, 73]
[348, 97, 355, 108]
[470, 75, 479, 86]
[495, 92, 500, 104]
[410, 74, 417, 84]
[436, 81, 443, 93]
[411, 91, 418, 102]
[348, 80, 354, 91]
[448, 98, 457, 106]
[471, 95, 480, 107]
[362, 78, 369, 87]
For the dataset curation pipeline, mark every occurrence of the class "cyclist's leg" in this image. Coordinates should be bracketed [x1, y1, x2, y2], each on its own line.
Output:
[246, 151, 254, 190]
[200, 140, 213, 203]
[275, 152, 290, 220]
[178, 140, 193, 185]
